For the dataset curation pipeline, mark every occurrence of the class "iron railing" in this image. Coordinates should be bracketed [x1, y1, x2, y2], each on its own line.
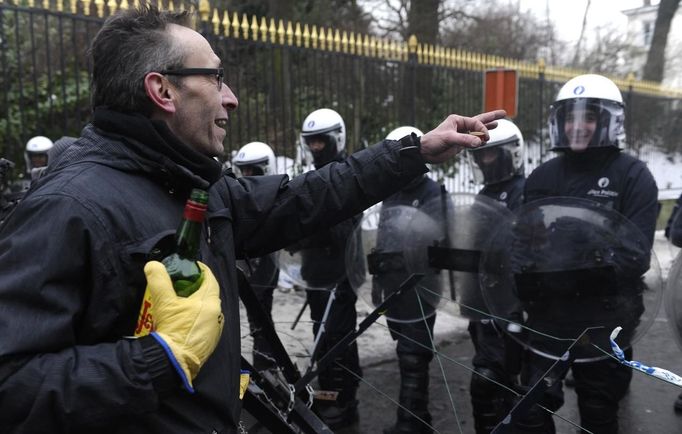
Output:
[1, 0, 681, 193]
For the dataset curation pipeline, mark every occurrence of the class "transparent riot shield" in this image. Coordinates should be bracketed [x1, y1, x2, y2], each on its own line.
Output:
[346, 203, 442, 323]
[666, 251, 682, 353]
[403, 193, 515, 321]
[481, 197, 663, 362]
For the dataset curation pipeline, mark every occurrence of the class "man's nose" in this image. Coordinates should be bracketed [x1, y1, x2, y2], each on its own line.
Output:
[222, 83, 239, 111]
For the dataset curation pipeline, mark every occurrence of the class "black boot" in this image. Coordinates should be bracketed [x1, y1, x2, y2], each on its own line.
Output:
[470, 367, 511, 434]
[313, 340, 361, 430]
[384, 353, 433, 434]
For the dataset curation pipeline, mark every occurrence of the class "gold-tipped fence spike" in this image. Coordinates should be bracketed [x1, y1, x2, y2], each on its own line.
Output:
[107, 0, 116, 13]
[70, 0, 78, 14]
[348, 32, 355, 55]
[286, 21, 294, 46]
[211, 9, 220, 35]
[198, 0, 209, 21]
[327, 27, 335, 51]
[310, 25, 318, 49]
[363, 34, 370, 57]
[318, 27, 326, 50]
[167, 0, 174, 12]
[231, 12, 240, 39]
[268, 18, 276, 44]
[277, 19, 285, 45]
[303, 23, 310, 48]
[222, 10, 229, 37]
[250, 15, 258, 41]
[94, 0, 104, 17]
[341, 31, 348, 53]
[56, 0, 64, 12]
[28, 0, 35, 8]
[260, 16, 268, 43]
[82, 0, 91, 15]
[408, 34, 417, 54]
[240, 14, 249, 40]
[334, 29, 341, 52]
[295, 22, 302, 47]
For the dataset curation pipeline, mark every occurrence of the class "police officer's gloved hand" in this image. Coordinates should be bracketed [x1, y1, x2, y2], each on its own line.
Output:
[144, 261, 224, 393]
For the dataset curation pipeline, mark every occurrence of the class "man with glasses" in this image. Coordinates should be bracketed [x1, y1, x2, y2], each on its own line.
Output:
[0, 5, 504, 433]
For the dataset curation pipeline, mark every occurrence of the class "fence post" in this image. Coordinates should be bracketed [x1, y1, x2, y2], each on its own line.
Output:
[407, 34, 417, 126]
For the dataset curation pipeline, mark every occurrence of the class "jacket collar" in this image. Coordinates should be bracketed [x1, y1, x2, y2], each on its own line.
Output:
[91, 107, 222, 191]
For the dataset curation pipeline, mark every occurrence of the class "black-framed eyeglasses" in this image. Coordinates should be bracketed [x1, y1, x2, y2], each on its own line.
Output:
[159, 68, 224, 90]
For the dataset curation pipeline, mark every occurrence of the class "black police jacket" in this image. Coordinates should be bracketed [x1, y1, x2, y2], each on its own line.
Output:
[479, 174, 526, 211]
[524, 150, 658, 249]
[0, 110, 427, 433]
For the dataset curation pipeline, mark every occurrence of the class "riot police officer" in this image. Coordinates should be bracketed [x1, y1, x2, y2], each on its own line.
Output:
[10, 136, 54, 193]
[374, 126, 444, 434]
[464, 119, 526, 433]
[297, 108, 363, 429]
[516, 74, 658, 433]
[233, 141, 281, 371]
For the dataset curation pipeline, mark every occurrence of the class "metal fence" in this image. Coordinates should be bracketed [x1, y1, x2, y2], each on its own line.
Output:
[2, 0, 681, 193]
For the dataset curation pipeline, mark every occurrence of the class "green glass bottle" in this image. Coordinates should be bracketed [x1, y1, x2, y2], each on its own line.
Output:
[162, 188, 209, 297]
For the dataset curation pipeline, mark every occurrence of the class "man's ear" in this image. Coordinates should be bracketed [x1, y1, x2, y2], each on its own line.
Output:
[144, 72, 176, 114]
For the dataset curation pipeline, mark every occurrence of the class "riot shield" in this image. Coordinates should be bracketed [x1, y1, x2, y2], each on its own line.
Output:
[346, 204, 442, 323]
[481, 197, 662, 362]
[404, 193, 515, 321]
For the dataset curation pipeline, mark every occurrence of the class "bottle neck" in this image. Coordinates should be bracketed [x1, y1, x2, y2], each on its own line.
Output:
[175, 201, 206, 259]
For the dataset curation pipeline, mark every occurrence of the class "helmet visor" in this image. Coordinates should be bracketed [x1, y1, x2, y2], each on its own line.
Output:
[549, 98, 624, 151]
[303, 133, 338, 167]
[467, 141, 517, 185]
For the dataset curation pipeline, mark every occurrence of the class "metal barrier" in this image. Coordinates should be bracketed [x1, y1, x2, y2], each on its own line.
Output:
[1, 0, 681, 193]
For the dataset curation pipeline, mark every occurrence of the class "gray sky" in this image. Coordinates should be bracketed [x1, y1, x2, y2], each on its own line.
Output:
[518, 0, 654, 43]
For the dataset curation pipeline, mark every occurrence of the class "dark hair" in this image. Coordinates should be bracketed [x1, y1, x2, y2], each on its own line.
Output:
[89, 4, 192, 115]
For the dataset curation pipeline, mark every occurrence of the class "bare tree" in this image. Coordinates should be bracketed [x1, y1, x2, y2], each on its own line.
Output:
[571, 0, 591, 65]
[440, 1, 554, 61]
[643, 0, 681, 82]
[573, 28, 644, 76]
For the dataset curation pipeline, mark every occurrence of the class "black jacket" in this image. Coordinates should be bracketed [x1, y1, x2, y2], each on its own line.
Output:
[479, 174, 525, 211]
[525, 150, 658, 250]
[666, 193, 682, 247]
[0, 111, 426, 433]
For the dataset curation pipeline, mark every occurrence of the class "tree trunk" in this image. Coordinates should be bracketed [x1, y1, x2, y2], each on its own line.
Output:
[642, 0, 680, 82]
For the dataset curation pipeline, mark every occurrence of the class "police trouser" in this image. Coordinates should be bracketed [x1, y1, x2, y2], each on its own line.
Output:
[515, 348, 633, 434]
[386, 315, 436, 432]
[468, 320, 520, 434]
[307, 279, 361, 404]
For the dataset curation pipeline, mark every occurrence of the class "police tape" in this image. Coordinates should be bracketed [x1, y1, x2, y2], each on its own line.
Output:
[610, 326, 682, 387]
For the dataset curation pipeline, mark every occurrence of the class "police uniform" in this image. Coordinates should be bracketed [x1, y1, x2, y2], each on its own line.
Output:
[375, 175, 443, 434]
[517, 148, 658, 434]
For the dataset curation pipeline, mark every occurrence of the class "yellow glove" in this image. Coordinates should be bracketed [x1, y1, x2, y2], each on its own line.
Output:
[144, 260, 224, 393]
